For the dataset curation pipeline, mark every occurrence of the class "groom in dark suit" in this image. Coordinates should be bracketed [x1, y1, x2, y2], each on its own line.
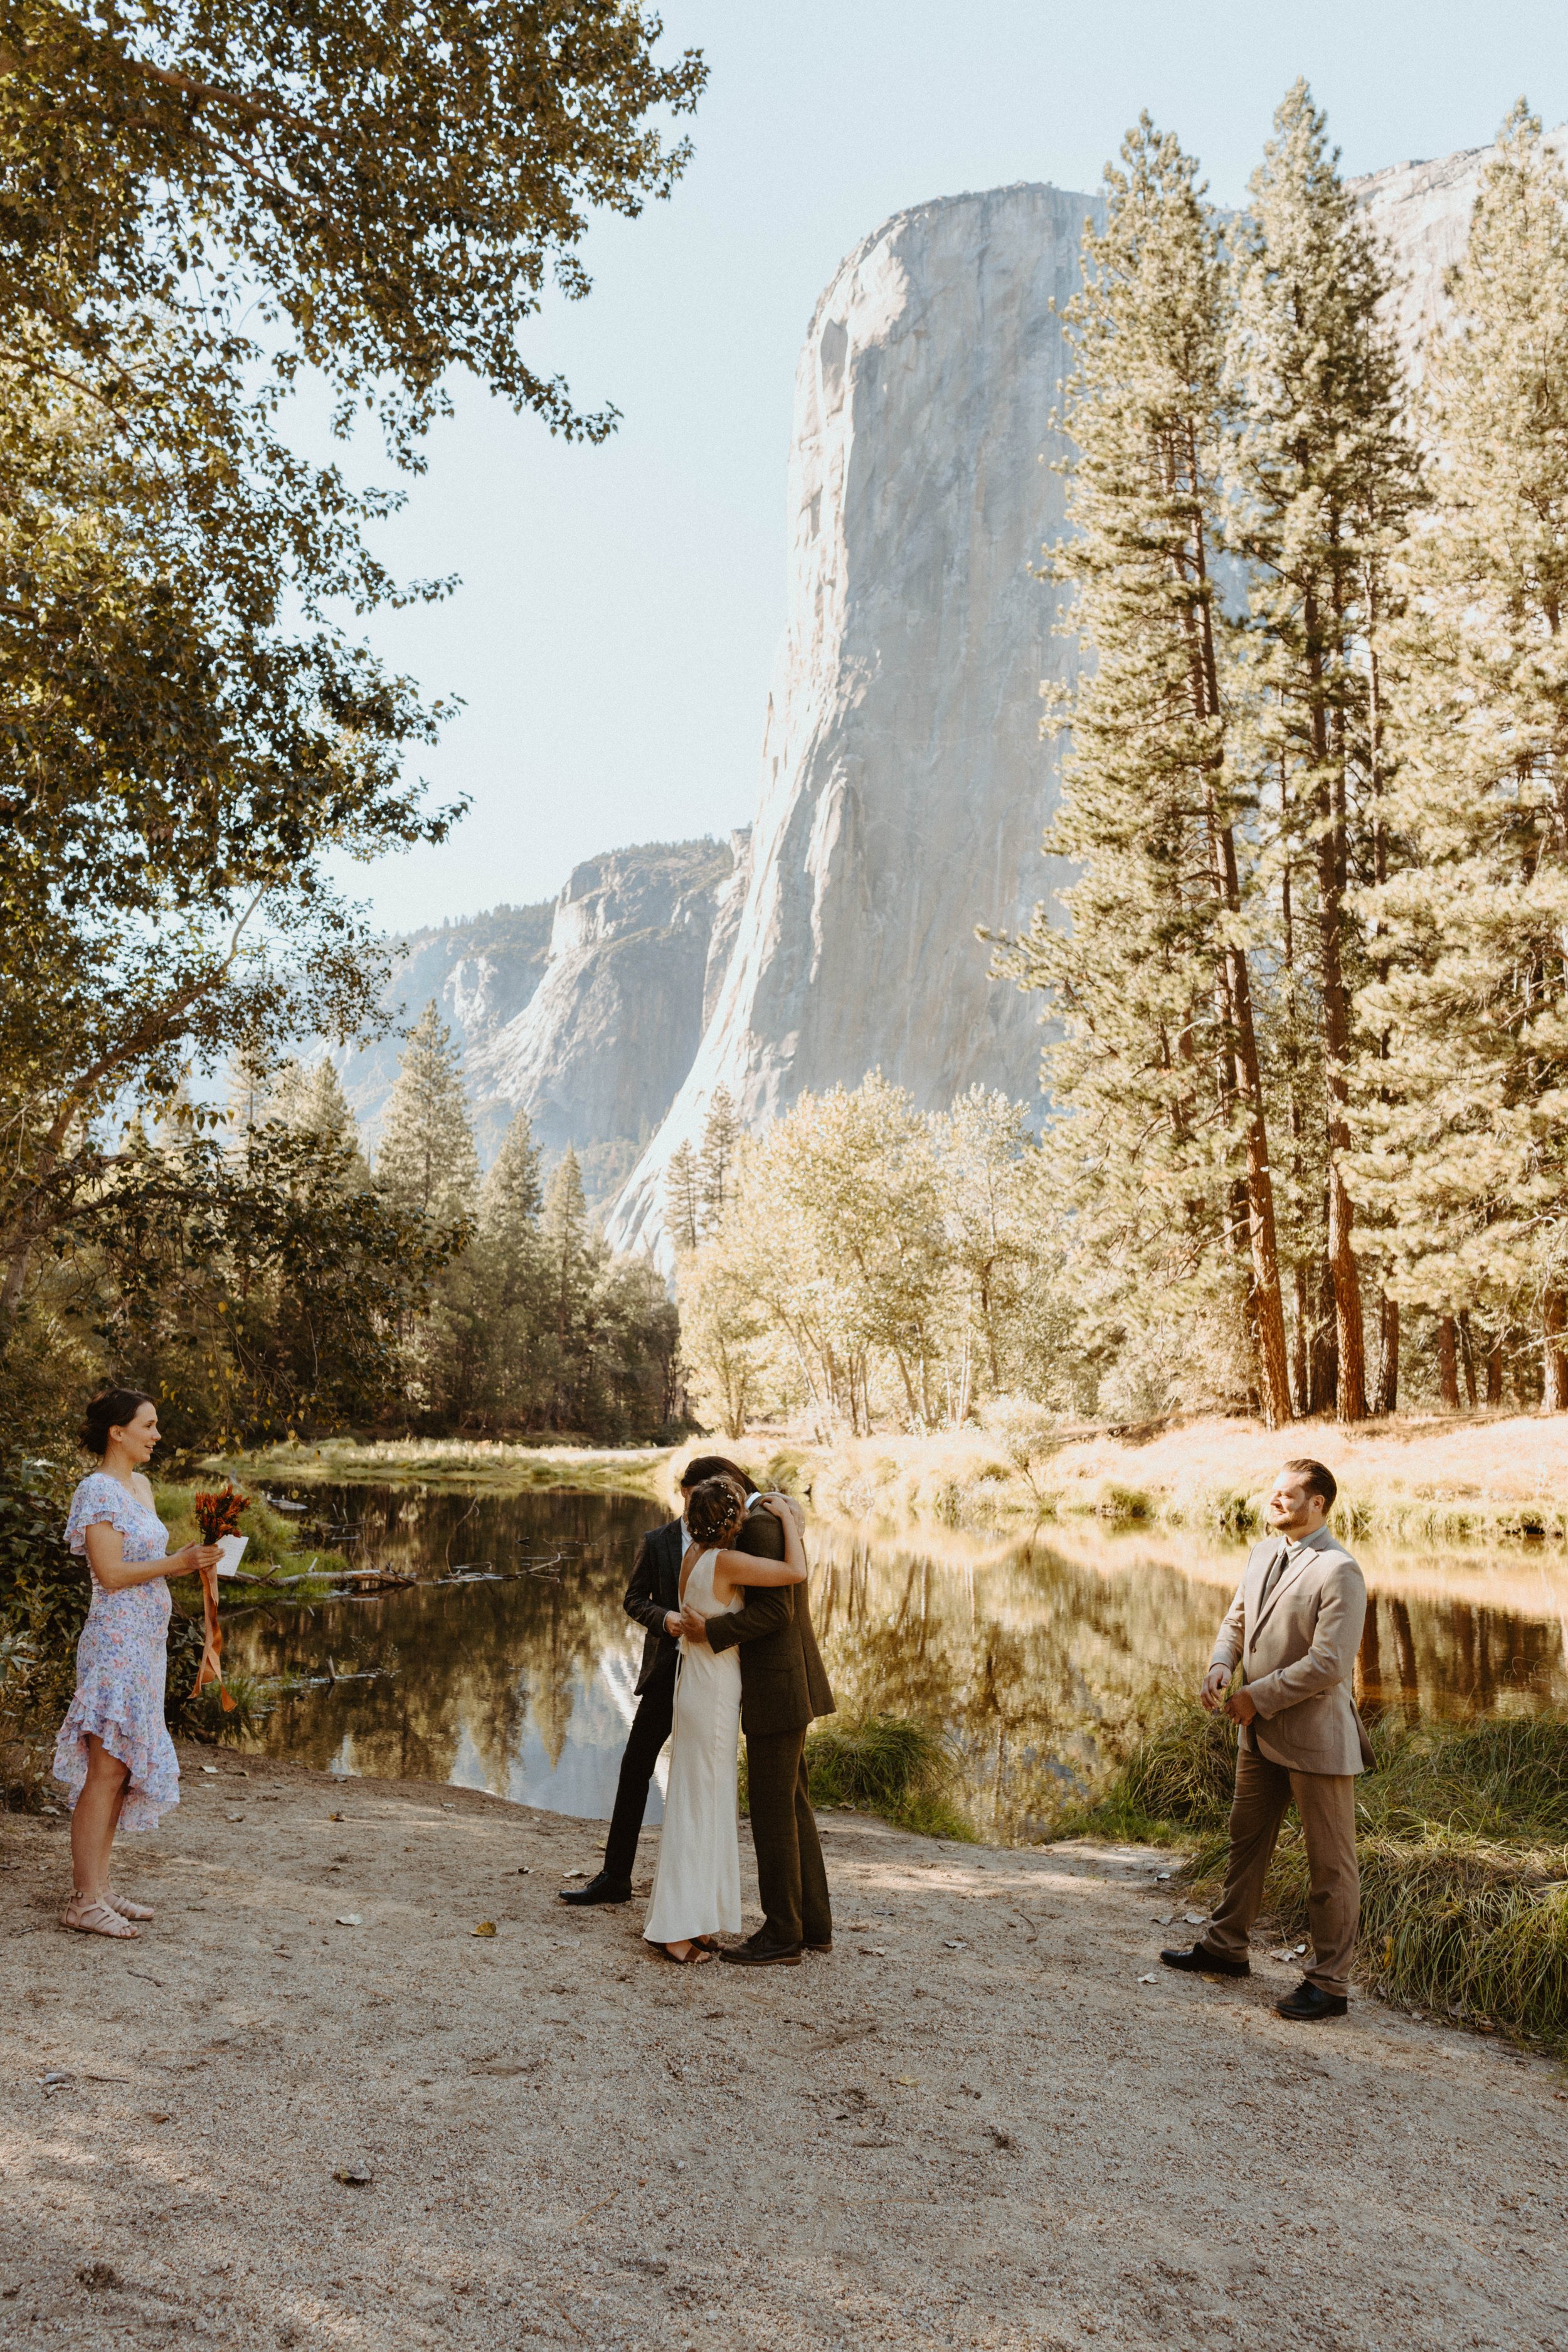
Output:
[561, 1455, 794, 1909]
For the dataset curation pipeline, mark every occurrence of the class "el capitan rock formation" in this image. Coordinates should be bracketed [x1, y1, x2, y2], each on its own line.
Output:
[604, 142, 1513, 1262]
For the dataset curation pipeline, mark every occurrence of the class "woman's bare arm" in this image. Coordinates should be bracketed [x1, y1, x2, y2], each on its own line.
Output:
[713, 1501, 808, 1590]
[83, 1522, 220, 1593]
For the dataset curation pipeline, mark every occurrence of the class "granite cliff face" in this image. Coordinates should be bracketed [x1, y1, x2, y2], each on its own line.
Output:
[469, 835, 746, 1166]
[608, 183, 1103, 1256]
[604, 147, 1503, 1262]
[335, 836, 741, 1200]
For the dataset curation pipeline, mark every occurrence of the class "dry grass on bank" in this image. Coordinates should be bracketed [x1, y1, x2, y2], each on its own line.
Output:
[213, 1412, 1568, 1552]
[743, 1412, 1568, 1548]
[1073, 1698, 1568, 2054]
[213, 1437, 673, 1496]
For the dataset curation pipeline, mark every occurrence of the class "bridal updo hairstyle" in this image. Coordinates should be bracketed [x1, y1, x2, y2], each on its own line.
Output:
[685, 1476, 746, 1546]
[81, 1388, 154, 1458]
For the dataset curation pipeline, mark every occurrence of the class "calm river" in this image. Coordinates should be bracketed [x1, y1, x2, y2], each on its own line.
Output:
[226, 1483, 1568, 1844]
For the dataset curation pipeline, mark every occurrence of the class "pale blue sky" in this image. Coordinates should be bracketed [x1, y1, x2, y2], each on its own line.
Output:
[334, 0, 1568, 932]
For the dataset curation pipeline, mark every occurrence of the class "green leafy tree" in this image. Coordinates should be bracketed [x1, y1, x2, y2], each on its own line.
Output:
[0, 3, 704, 1396]
[1355, 104, 1568, 1407]
[932, 1089, 1074, 1414]
[0, 1, 707, 455]
[0, 337, 453, 1329]
[677, 1235, 769, 1439]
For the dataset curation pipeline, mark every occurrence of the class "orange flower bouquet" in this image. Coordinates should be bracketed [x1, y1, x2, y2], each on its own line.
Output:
[191, 1484, 248, 1713]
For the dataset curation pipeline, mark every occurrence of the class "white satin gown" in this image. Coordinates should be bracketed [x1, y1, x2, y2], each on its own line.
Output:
[643, 1549, 743, 1945]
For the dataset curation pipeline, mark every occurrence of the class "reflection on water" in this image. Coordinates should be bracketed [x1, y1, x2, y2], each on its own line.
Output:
[228, 1485, 1568, 1845]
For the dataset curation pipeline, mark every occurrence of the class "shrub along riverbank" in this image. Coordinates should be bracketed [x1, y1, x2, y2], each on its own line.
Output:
[737, 1714, 976, 1845]
[1071, 1698, 1568, 2054]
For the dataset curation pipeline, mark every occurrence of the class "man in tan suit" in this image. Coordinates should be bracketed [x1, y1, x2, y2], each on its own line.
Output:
[1162, 1457, 1373, 2021]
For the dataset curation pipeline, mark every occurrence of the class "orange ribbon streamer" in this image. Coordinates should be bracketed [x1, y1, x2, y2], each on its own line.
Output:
[192, 1560, 236, 1712]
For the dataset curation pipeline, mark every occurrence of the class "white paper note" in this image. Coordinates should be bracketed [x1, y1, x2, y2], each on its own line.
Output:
[215, 1534, 248, 1579]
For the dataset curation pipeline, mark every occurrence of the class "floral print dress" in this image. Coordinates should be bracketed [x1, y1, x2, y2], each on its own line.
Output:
[53, 1471, 181, 1833]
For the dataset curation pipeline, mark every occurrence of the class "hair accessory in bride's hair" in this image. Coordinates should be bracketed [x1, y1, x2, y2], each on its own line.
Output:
[686, 1477, 745, 1545]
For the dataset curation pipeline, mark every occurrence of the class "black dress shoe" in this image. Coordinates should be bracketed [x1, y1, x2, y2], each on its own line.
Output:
[1159, 1942, 1251, 1978]
[1275, 1978, 1347, 2021]
[719, 1935, 803, 1967]
[558, 1871, 632, 1907]
[805, 1939, 832, 1954]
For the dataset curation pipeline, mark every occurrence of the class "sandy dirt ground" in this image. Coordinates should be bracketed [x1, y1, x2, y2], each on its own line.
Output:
[2, 1748, 1565, 2352]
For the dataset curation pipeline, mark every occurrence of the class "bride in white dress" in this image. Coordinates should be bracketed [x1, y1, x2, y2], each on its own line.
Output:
[644, 1478, 808, 1964]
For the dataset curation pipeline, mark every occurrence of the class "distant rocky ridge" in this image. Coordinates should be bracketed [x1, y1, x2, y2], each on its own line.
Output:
[336, 835, 745, 1207]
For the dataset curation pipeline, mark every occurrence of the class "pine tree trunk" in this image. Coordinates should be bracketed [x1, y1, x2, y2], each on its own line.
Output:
[1486, 1338, 1503, 1407]
[1315, 795, 1367, 1421]
[1190, 578, 1291, 1426]
[1308, 1253, 1338, 1415]
[1437, 1315, 1461, 1410]
[1544, 1295, 1568, 1412]
[1373, 1293, 1399, 1416]
[1457, 1311, 1479, 1407]
[1225, 954, 1293, 1428]
[1291, 1261, 1310, 1419]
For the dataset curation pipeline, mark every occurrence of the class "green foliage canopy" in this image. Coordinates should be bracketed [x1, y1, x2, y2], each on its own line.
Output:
[0, 1, 706, 452]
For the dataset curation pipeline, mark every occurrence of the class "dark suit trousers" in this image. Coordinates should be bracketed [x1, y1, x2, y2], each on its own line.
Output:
[746, 1727, 831, 1949]
[603, 1672, 675, 1884]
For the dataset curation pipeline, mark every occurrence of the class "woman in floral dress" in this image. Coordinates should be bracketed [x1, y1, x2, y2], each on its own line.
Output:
[54, 1389, 220, 1939]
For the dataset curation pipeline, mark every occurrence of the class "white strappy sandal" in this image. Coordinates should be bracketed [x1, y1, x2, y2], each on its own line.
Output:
[107, 1894, 154, 1921]
[60, 1895, 140, 1939]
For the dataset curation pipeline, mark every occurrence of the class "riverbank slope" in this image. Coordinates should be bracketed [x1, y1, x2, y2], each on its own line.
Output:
[225, 1412, 1568, 1547]
[1, 1751, 1563, 2349]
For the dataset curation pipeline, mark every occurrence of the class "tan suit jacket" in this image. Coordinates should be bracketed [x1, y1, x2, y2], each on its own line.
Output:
[1211, 1524, 1374, 1776]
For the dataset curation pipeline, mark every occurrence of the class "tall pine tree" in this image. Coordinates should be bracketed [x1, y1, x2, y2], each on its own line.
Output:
[999, 115, 1293, 1426]
[539, 1147, 593, 1382]
[270, 1059, 367, 1175]
[1355, 104, 1568, 1407]
[376, 1002, 479, 1229]
[1229, 81, 1422, 1419]
[697, 1086, 740, 1233]
[665, 1138, 702, 1253]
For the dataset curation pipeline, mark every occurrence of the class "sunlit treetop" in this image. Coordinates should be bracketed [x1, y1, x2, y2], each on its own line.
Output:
[0, 0, 707, 456]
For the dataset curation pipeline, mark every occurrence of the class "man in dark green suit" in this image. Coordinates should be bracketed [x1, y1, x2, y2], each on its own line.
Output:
[681, 1488, 836, 1966]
